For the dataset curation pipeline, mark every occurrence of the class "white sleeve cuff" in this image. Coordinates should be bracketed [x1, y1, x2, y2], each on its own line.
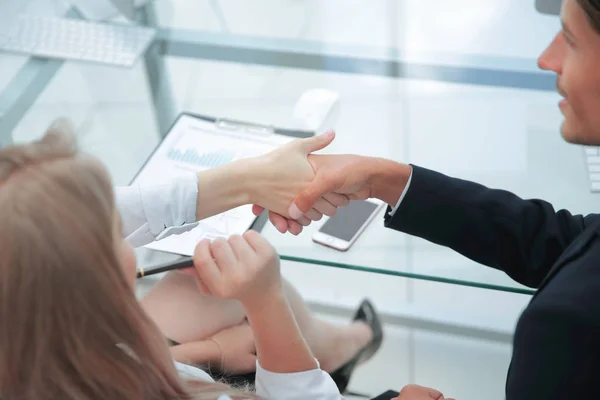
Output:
[388, 168, 413, 217]
[138, 173, 198, 235]
[255, 360, 343, 400]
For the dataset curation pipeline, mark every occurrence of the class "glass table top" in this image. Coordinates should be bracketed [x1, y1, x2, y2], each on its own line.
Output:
[1, 0, 585, 296]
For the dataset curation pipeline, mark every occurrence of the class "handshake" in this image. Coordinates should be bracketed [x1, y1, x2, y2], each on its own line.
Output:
[246, 131, 412, 235]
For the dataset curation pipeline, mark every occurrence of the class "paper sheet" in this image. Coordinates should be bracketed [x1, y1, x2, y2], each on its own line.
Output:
[133, 114, 293, 256]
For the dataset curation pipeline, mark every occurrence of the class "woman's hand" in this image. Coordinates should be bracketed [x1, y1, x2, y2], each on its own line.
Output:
[191, 231, 282, 306]
[191, 232, 318, 373]
[170, 323, 256, 374]
[249, 131, 349, 234]
[393, 385, 455, 400]
[211, 322, 256, 374]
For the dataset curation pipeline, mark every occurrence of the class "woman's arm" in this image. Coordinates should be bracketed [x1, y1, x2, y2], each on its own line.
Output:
[191, 231, 343, 399]
[116, 159, 265, 248]
[118, 133, 337, 247]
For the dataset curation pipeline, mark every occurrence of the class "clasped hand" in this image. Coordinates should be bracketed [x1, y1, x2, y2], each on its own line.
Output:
[252, 131, 379, 234]
[247, 131, 352, 235]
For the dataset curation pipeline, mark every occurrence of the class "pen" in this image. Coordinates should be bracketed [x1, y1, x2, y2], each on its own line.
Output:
[136, 257, 194, 279]
[136, 254, 356, 279]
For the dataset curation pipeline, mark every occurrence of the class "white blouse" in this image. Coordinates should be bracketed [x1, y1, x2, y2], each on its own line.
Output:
[116, 174, 345, 400]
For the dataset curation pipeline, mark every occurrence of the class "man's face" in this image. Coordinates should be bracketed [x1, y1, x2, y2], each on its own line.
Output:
[538, 0, 600, 145]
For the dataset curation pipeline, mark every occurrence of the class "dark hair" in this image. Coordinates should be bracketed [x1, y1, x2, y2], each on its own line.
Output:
[577, 0, 600, 34]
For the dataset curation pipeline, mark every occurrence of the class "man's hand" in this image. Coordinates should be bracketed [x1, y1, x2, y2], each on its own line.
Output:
[252, 191, 349, 235]
[288, 154, 377, 219]
[393, 384, 454, 400]
[248, 131, 351, 234]
[254, 154, 411, 234]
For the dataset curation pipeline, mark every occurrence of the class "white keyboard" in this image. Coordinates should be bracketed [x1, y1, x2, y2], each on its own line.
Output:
[584, 147, 600, 192]
[0, 15, 155, 67]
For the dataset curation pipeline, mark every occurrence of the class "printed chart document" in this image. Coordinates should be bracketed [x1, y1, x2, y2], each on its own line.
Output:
[132, 114, 295, 256]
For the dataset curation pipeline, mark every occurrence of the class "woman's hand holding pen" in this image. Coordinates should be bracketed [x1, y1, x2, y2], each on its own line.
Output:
[191, 231, 282, 304]
[190, 231, 318, 373]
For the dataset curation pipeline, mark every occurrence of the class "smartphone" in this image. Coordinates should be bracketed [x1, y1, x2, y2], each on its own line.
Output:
[312, 199, 384, 251]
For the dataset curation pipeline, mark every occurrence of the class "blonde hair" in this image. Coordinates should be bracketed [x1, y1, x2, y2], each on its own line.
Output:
[0, 120, 257, 400]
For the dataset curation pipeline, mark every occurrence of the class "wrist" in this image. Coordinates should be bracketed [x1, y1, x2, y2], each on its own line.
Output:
[240, 284, 286, 315]
[368, 158, 411, 206]
[228, 159, 257, 205]
[243, 156, 272, 206]
[208, 337, 225, 370]
[198, 159, 255, 204]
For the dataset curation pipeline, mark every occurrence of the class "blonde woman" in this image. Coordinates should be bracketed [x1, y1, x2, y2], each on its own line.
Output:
[0, 121, 379, 399]
[113, 126, 382, 390]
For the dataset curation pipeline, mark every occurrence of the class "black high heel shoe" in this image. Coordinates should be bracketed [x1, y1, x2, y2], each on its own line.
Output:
[329, 299, 384, 393]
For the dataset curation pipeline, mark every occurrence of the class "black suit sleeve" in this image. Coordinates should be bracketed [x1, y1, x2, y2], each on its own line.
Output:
[384, 165, 600, 287]
[507, 300, 600, 399]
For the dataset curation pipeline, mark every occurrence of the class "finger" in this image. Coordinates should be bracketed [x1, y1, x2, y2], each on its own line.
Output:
[297, 131, 335, 154]
[243, 230, 274, 256]
[252, 205, 265, 216]
[210, 238, 238, 276]
[290, 172, 337, 218]
[192, 240, 222, 294]
[268, 211, 289, 233]
[305, 208, 323, 221]
[287, 219, 303, 235]
[177, 267, 197, 277]
[312, 197, 337, 216]
[195, 277, 212, 296]
[296, 215, 311, 226]
[228, 234, 256, 263]
[323, 192, 350, 207]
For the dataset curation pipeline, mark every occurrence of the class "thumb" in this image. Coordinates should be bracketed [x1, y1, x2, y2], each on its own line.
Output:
[289, 173, 336, 219]
[297, 131, 335, 154]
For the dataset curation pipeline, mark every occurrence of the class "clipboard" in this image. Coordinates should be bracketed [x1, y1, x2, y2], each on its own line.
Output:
[131, 112, 314, 257]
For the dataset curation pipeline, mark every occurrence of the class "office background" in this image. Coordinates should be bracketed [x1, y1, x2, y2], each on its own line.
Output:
[0, 0, 589, 398]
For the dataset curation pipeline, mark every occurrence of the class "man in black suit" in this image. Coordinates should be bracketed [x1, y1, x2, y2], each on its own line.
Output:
[254, 0, 600, 398]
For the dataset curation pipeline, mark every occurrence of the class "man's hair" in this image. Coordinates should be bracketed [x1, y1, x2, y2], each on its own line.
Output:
[578, 0, 600, 34]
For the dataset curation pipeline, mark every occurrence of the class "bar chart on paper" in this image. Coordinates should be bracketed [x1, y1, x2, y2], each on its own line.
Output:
[137, 114, 297, 256]
[164, 126, 278, 171]
[167, 148, 234, 168]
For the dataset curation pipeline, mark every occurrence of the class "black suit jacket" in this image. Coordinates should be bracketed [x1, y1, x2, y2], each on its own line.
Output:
[384, 165, 600, 400]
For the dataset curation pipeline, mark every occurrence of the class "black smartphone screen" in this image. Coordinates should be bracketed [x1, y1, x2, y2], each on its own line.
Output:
[318, 200, 379, 241]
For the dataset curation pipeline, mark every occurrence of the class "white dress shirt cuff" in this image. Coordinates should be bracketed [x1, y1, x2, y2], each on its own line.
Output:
[388, 168, 413, 216]
[138, 173, 198, 235]
[255, 359, 343, 400]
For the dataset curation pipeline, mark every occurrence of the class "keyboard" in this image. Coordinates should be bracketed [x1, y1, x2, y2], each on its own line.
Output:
[0, 15, 155, 67]
[584, 147, 600, 192]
